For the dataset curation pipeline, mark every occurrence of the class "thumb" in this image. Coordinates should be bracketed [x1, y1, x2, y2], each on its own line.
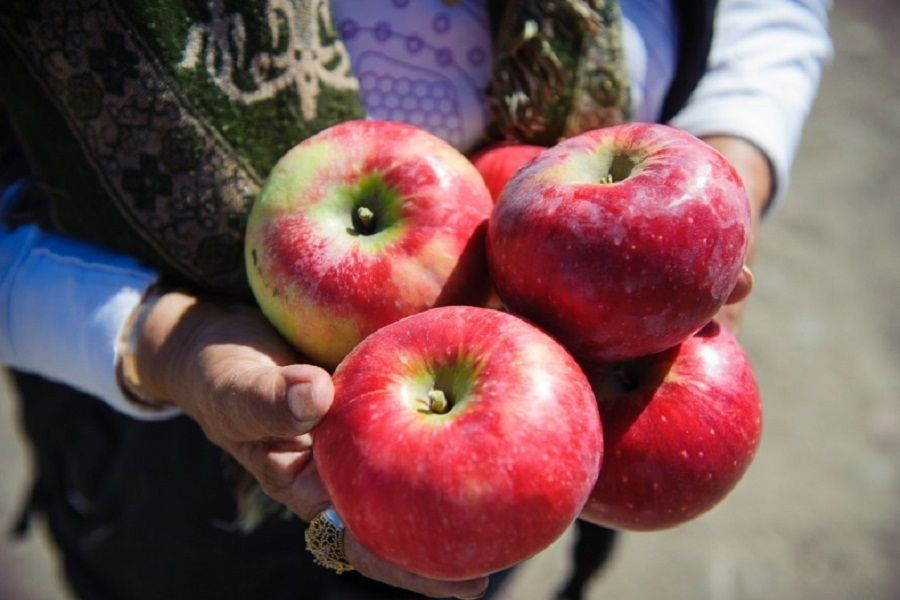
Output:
[207, 362, 334, 442]
[725, 265, 754, 305]
[282, 364, 334, 426]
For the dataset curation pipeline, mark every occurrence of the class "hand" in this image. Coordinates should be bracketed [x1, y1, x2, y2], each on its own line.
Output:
[702, 135, 774, 333]
[127, 290, 488, 599]
[720, 265, 754, 333]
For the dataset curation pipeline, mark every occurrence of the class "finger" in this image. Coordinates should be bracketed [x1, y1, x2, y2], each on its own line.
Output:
[725, 265, 754, 305]
[282, 364, 334, 425]
[231, 435, 330, 520]
[344, 534, 489, 599]
[207, 362, 333, 442]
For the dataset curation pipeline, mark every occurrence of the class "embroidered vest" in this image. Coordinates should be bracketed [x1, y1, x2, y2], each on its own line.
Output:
[1, 0, 364, 295]
[0, 0, 714, 296]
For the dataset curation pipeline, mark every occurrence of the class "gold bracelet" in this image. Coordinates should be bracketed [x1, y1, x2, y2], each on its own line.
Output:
[115, 282, 170, 409]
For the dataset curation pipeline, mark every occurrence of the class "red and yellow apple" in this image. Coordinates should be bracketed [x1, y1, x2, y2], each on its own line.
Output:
[313, 306, 603, 580]
[488, 123, 751, 363]
[245, 120, 493, 368]
[581, 321, 762, 531]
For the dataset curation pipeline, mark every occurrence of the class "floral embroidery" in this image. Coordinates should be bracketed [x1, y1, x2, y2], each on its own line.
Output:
[178, 0, 358, 121]
[0, 0, 261, 290]
[88, 31, 140, 96]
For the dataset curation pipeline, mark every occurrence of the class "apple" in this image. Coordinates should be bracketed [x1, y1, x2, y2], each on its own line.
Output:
[487, 123, 751, 363]
[580, 321, 762, 531]
[313, 305, 603, 580]
[245, 120, 494, 368]
[469, 142, 544, 202]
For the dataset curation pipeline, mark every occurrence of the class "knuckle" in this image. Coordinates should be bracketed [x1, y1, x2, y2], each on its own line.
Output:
[257, 459, 292, 502]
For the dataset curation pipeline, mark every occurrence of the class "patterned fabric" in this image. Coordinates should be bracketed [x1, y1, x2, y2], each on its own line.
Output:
[0, 0, 628, 295]
[332, 0, 494, 153]
[0, 0, 364, 294]
[488, 0, 631, 146]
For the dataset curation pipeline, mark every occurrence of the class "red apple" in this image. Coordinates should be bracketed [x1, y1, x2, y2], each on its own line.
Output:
[314, 306, 603, 580]
[470, 142, 544, 202]
[487, 123, 751, 363]
[581, 321, 762, 531]
[245, 120, 493, 368]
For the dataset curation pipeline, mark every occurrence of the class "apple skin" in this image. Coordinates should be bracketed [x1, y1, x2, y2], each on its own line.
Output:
[245, 120, 493, 369]
[487, 123, 751, 363]
[314, 306, 603, 580]
[470, 142, 544, 202]
[580, 321, 762, 531]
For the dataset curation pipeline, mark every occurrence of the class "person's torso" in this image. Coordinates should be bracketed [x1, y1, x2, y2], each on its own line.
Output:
[0, 0, 691, 295]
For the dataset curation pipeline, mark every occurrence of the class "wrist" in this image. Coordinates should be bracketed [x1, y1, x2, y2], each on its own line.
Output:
[700, 135, 773, 234]
[119, 285, 202, 410]
[126, 287, 287, 415]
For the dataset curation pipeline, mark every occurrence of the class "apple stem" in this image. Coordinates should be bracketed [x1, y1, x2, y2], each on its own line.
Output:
[427, 389, 449, 414]
[356, 206, 376, 234]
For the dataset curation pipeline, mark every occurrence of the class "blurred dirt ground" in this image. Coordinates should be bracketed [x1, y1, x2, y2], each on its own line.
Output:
[2, 1, 899, 599]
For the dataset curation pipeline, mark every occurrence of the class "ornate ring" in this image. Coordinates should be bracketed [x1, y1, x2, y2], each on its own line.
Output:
[305, 507, 354, 574]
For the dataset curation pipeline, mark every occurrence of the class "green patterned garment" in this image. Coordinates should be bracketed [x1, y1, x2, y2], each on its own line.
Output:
[0, 0, 627, 296]
[489, 0, 630, 146]
[0, 0, 364, 294]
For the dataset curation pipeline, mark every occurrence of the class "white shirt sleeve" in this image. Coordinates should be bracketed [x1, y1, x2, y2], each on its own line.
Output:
[0, 224, 181, 420]
[669, 0, 834, 210]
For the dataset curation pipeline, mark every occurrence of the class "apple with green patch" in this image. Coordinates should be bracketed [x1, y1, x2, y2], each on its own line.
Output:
[488, 123, 751, 363]
[314, 306, 603, 580]
[581, 322, 762, 531]
[245, 120, 493, 368]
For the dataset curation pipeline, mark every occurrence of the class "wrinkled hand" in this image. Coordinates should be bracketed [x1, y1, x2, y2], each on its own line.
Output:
[130, 290, 488, 599]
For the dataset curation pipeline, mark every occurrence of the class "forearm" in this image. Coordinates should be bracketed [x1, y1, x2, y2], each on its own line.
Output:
[0, 224, 180, 418]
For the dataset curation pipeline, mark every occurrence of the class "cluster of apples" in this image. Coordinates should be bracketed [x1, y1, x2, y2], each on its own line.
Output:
[244, 120, 762, 581]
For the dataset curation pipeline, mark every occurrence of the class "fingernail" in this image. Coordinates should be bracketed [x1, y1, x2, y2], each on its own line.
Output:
[287, 382, 317, 422]
[742, 264, 755, 290]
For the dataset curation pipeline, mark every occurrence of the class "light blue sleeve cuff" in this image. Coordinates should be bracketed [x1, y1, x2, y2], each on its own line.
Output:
[0, 225, 181, 420]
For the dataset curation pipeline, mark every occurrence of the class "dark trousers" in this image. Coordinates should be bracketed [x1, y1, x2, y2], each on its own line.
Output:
[11, 372, 613, 600]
